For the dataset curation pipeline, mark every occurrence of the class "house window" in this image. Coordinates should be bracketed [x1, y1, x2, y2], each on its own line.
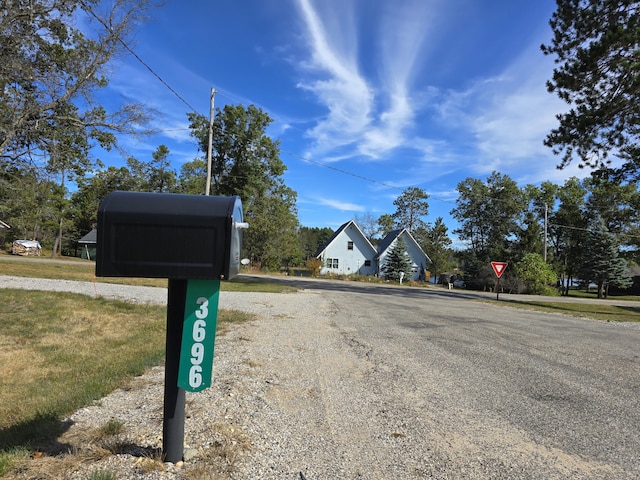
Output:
[347, 241, 354, 250]
[326, 258, 339, 269]
[364, 260, 371, 267]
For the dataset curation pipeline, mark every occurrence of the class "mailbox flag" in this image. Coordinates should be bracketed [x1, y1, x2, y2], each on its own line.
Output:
[491, 261, 508, 278]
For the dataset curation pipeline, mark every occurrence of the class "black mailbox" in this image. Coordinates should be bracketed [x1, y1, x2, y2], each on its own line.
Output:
[96, 191, 245, 280]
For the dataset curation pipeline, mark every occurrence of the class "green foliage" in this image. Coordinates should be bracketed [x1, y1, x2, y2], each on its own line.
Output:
[243, 183, 300, 270]
[382, 237, 413, 282]
[516, 253, 558, 295]
[188, 104, 299, 270]
[417, 217, 452, 283]
[514, 210, 544, 263]
[549, 177, 588, 291]
[377, 214, 395, 238]
[298, 226, 334, 259]
[541, 0, 640, 175]
[0, 0, 156, 163]
[69, 166, 139, 237]
[452, 172, 526, 261]
[391, 187, 429, 233]
[126, 147, 178, 193]
[0, 447, 29, 477]
[581, 217, 632, 298]
[178, 158, 207, 194]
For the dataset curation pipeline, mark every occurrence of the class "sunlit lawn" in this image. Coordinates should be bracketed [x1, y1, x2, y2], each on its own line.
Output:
[489, 298, 640, 322]
[0, 255, 296, 293]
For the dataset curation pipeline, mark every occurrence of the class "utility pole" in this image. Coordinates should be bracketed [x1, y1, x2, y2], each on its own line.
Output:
[544, 203, 548, 262]
[205, 87, 216, 196]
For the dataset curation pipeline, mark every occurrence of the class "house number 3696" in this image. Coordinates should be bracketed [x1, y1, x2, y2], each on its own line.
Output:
[188, 297, 208, 388]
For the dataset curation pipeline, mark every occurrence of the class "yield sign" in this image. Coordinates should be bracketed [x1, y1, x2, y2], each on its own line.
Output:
[491, 261, 508, 278]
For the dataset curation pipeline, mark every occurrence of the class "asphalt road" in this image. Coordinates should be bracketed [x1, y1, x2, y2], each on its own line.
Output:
[248, 275, 640, 478]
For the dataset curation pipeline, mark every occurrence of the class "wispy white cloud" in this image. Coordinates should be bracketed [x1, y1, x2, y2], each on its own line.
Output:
[292, 0, 437, 159]
[430, 40, 592, 187]
[314, 196, 366, 212]
[294, 0, 373, 152]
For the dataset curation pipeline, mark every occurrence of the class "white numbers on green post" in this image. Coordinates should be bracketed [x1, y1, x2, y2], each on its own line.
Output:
[178, 280, 220, 392]
[188, 298, 208, 389]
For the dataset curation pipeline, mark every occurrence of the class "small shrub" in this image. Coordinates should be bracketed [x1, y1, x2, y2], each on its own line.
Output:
[95, 419, 125, 439]
[85, 469, 118, 480]
[306, 258, 322, 276]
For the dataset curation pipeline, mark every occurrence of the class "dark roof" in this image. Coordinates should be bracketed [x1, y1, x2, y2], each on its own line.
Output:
[313, 221, 350, 257]
[374, 228, 431, 263]
[374, 229, 402, 258]
[78, 229, 97, 244]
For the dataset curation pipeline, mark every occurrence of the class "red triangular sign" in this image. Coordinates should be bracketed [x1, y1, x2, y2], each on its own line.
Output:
[491, 261, 508, 278]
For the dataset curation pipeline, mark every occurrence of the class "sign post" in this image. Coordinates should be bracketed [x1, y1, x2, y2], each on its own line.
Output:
[490, 261, 508, 301]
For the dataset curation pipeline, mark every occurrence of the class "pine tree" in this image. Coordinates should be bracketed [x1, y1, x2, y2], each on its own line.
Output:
[541, 0, 640, 176]
[382, 237, 413, 282]
[581, 218, 632, 298]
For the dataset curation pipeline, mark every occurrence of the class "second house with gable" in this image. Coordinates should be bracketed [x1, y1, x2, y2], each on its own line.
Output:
[315, 220, 430, 281]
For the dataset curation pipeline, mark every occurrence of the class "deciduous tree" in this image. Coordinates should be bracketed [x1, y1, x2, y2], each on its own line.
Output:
[516, 253, 557, 295]
[549, 177, 588, 294]
[187, 104, 298, 269]
[0, 0, 157, 165]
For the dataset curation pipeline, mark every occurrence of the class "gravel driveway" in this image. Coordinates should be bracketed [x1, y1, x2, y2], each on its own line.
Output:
[2, 275, 639, 479]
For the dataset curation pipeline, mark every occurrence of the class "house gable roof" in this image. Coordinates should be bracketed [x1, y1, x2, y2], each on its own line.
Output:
[375, 229, 402, 258]
[375, 228, 431, 263]
[314, 220, 377, 258]
[78, 229, 97, 244]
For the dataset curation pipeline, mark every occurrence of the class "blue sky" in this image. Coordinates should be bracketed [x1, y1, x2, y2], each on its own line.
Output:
[95, 0, 588, 242]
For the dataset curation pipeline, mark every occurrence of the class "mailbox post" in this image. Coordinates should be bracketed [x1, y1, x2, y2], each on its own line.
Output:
[96, 191, 246, 463]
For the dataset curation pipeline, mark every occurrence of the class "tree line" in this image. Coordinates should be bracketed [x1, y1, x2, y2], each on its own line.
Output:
[2, 0, 640, 299]
[0, 103, 301, 271]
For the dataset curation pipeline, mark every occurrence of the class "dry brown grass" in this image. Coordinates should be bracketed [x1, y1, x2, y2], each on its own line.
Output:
[0, 286, 256, 478]
[182, 423, 252, 480]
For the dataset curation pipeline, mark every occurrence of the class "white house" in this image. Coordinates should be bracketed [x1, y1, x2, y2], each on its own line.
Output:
[315, 221, 378, 276]
[315, 221, 430, 280]
[375, 229, 429, 281]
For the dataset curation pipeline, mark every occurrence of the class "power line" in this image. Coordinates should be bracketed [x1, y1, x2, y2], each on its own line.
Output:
[78, 1, 640, 238]
[80, 1, 199, 114]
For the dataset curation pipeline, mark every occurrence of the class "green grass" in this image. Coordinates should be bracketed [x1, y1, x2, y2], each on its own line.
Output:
[0, 288, 255, 477]
[560, 288, 640, 302]
[491, 298, 640, 322]
[0, 255, 297, 292]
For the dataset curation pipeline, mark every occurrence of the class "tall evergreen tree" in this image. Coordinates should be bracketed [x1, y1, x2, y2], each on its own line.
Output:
[419, 217, 452, 284]
[391, 187, 430, 233]
[581, 217, 632, 298]
[542, 0, 640, 177]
